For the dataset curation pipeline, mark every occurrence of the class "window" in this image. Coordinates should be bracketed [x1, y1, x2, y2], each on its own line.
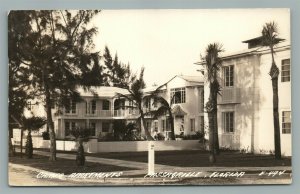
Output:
[153, 100, 158, 108]
[171, 87, 186, 104]
[65, 100, 76, 114]
[146, 121, 151, 131]
[166, 119, 171, 131]
[90, 122, 96, 136]
[154, 121, 158, 131]
[102, 122, 110, 132]
[190, 118, 195, 132]
[222, 112, 234, 133]
[91, 100, 96, 114]
[161, 120, 166, 131]
[200, 116, 204, 133]
[281, 59, 290, 82]
[144, 98, 151, 109]
[199, 88, 204, 112]
[102, 100, 110, 110]
[129, 100, 133, 114]
[65, 121, 76, 136]
[282, 111, 291, 134]
[224, 65, 234, 87]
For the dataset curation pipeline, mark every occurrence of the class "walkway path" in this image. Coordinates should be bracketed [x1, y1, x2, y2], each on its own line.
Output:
[9, 149, 292, 185]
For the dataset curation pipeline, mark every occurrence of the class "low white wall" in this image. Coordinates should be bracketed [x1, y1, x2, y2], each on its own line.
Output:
[31, 136, 98, 153]
[97, 140, 204, 152]
[31, 137, 204, 153]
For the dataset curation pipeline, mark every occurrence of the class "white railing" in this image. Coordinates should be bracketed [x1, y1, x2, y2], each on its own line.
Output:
[59, 108, 140, 118]
[219, 87, 241, 104]
[63, 109, 85, 117]
[99, 110, 113, 117]
[114, 109, 139, 117]
[114, 109, 125, 117]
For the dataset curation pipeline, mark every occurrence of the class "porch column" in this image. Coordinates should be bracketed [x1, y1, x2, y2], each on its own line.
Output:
[111, 99, 114, 117]
[86, 119, 90, 128]
[61, 118, 64, 138]
[85, 99, 90, 115]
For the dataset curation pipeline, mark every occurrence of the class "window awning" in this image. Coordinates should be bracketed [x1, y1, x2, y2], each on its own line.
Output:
[171, 105, 187, 116]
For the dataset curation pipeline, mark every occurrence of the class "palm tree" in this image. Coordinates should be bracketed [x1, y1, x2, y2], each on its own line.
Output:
[22, 116, 46, 158]
[146, 84, 177, 140]
[70, 126, 92, 166]
[202, 43, 223, 163]
[261, 21, 283, 159]
[116, 68, 154, 140]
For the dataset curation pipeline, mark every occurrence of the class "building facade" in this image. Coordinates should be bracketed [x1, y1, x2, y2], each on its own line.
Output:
[50, 75, 205, 140]
[199, 38, 291, 156]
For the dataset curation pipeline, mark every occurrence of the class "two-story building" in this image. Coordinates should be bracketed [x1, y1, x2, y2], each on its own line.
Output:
[50, 75, 205, 140]
[197, 37, 291, 156]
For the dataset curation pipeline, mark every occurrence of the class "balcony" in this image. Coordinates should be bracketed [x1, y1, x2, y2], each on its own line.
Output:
[56, 109, 139, 118]
[219, 87, 241, 104]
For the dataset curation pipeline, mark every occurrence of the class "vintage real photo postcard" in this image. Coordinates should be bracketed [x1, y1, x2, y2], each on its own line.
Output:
[8, 9, 291, 186]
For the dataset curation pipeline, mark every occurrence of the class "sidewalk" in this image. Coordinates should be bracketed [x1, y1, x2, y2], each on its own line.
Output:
[9, 149, 292, 185]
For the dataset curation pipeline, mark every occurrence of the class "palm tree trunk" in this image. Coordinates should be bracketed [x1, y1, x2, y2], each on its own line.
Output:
[140, 108, 154, 140]
[213, 110, 220, 155]
[272, 76, 281, 159]
[269, 48, 281, 159]
[168, 110, 175, 140]
[208, 110, 216, 163]
[211, 82, 220, 155]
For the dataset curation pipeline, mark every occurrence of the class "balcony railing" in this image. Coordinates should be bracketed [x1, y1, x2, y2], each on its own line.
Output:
[219, 87, 241, 104]
[58, 108, 139, 118]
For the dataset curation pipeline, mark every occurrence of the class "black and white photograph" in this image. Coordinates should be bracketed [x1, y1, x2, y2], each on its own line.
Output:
[8, 9, 291, 186]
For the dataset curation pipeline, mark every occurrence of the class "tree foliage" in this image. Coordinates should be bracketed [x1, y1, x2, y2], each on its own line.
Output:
[103, 46, 131, 88]
[8, 10, 102, 161]
[145, 84, 178, 140]
[116, 68, 153, 140]
[201, 43, 224, 163]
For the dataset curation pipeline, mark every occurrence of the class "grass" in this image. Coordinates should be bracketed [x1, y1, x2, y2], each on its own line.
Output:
[9, 153, 137, 175]
[33, 148, 291, 167]
[86, 150, 291, 167]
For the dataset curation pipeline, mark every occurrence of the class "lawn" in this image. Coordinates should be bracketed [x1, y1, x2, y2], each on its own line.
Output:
[32, 148, 291, 168]
[9, 153, 137, 175]
[86, 150, 291, 167]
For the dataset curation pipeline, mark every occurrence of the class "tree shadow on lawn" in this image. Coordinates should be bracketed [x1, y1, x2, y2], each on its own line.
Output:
[87, 150, 291, 167]
[9, 153, 137, 175]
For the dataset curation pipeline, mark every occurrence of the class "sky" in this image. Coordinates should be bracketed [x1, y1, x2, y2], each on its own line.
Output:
[91, 9, 290, 86]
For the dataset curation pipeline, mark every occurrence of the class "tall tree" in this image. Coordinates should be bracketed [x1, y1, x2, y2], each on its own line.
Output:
[8, 11, 34, 156]
[261, 21, 282, 159]
[201, 43, 223, 163]
[116, 68, 154, 140]
[103, 46, 131, 88]
[8, 10, 102, 161]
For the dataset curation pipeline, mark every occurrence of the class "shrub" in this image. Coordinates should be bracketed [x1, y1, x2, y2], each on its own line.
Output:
[182, 131, 205, 140]
[175, 132, 184, 139]
[25, 131, 33, 158]
[42, 131, 50, 140]
[156, 132, 165, 140]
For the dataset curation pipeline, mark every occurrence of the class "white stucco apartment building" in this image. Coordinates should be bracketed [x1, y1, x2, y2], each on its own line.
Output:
[197, 37, 291, 156]
[49, 75, 205, 140]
